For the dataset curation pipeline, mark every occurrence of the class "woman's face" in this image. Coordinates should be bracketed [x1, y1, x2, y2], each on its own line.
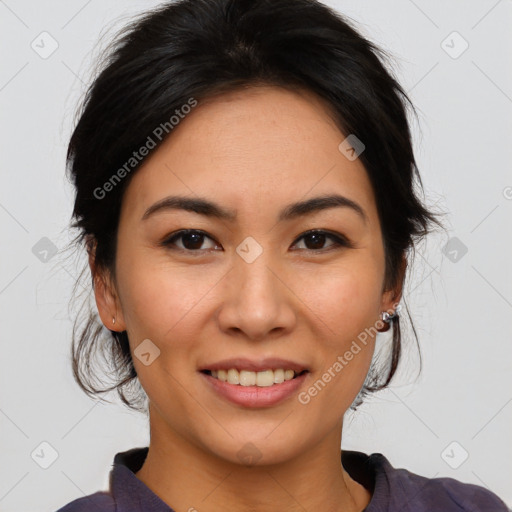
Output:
[96, 85, 400, 465]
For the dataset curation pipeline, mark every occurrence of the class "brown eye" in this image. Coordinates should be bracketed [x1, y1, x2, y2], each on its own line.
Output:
[162, 230, 220, 252]
[292, 230, 351, 251]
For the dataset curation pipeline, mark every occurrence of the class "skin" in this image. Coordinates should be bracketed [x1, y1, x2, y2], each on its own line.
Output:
[91, 85, 404, 512]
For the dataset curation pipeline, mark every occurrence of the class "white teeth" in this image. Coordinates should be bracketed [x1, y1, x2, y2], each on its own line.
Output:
[208, 368, 302, 387]
[227, 368, 240, 385]
[255, 370, 273, 387]
[273, 368, 285, 383]
[240, 370, 257, 386]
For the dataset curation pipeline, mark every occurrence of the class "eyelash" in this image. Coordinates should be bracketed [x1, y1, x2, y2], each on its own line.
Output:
[160, 229, 353, 254]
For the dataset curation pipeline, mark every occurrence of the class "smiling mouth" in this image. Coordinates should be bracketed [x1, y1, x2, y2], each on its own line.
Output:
[200, 368, 308, 387]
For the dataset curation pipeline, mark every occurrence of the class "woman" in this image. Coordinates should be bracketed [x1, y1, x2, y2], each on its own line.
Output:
[57, 0, 509, 510]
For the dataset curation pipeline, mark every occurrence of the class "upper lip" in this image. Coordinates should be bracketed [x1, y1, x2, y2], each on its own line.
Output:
[199, 357, 310, 373]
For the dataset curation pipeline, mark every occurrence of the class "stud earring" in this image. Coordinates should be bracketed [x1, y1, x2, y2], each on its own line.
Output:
[112, 316, 116, 325]
[378, 304, 401, 332]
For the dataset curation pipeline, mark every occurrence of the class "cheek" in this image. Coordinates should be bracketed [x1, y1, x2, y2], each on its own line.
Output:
[296, 264, 381, 405]
[116, 258, 217, 341]
[298, 259, 383, 337]
[114, 257, 213, 402]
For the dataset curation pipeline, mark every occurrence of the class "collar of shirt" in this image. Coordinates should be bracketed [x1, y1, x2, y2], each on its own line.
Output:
[107, 446, 507, 512]
[109, 447, 392, 512]
[111, 448, 173, 511]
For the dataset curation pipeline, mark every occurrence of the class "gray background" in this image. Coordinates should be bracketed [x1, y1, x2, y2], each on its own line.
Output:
[1, 1, 511, 510]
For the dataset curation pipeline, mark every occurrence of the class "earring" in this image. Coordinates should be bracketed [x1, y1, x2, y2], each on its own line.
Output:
[378, 304, 401, 332]
[112, 316, 116, 325]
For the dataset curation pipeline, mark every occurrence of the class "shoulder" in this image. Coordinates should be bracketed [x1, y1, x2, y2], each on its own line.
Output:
[55, 491, 115, 512]
[370, 453, 509, 511]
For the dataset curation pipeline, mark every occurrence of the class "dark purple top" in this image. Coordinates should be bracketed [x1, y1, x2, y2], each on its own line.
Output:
[55, 447, 509, 512]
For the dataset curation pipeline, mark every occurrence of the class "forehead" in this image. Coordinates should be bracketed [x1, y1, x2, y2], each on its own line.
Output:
[120, 85, 378, 223]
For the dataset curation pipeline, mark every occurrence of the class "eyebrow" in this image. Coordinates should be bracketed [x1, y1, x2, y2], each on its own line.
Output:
[142, 194, 367, 224]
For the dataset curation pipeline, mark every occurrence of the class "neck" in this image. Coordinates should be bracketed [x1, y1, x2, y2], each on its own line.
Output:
[135, 407, 371, 512]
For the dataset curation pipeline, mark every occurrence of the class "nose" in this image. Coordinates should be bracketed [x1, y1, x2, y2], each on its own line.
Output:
[216, 250, 297, 342]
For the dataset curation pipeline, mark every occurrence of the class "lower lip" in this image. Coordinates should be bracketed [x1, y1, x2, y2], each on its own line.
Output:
[200, 371, 309, 408]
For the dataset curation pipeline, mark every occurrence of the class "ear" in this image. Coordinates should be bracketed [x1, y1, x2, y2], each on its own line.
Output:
[380, 253, 407, 315]
[87, 236, 126, 332]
